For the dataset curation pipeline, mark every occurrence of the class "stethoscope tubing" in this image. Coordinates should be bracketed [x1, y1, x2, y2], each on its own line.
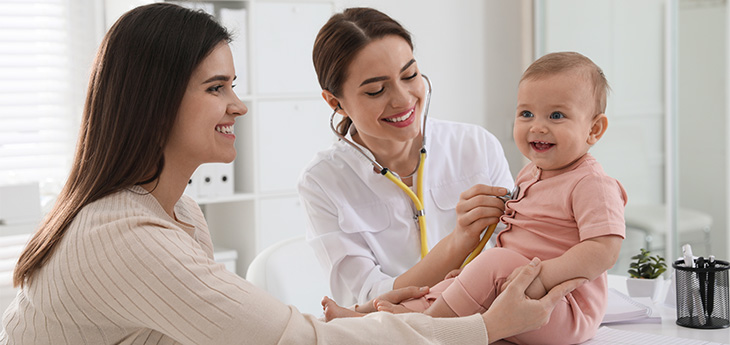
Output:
[329, 74, 432, 258]
[328, 74, 514, 266]
[460, 186, 520, 268]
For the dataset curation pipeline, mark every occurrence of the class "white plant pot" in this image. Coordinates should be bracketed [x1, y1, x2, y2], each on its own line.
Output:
[626, 276, 665, 300]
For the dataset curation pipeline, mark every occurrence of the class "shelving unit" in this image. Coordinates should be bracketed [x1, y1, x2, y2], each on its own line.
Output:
[170, 0, 336, 276]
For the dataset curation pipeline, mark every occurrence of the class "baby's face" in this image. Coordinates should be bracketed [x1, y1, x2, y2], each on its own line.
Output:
[514, 70, 602, 171]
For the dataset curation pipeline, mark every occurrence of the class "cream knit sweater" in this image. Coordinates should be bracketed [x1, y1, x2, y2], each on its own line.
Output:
[0, 186, 487, 344]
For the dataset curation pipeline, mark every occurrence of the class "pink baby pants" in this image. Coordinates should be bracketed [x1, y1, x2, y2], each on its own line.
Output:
[401, 247, 598, 345]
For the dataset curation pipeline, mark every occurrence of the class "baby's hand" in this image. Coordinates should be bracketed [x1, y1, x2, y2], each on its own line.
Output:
[444, 268, 463, 280]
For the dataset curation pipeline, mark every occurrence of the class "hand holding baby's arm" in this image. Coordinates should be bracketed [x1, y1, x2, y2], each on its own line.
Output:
[501, 266, 548, 299]
[484, 258, 587, 343]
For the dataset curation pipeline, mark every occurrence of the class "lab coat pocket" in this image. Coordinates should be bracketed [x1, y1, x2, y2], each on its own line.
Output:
[337, 202, 391, 233]
[430, 178, 478, 211]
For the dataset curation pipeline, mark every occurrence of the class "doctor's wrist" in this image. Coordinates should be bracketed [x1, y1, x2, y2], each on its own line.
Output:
[452, 230, 481, 252]
[446, 232, 480, 260]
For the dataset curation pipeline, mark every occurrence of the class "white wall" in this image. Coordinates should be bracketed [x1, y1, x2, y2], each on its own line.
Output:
[678, 2, 727, 258]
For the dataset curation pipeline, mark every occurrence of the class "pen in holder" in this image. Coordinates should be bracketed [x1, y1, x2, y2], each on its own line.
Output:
[672, 258, 729, 329]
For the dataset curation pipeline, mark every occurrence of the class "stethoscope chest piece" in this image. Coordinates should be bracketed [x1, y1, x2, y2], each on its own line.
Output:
[498, 186, 520, 203]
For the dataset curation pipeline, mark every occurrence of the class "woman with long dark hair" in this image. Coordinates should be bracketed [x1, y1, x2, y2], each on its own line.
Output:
[1, 4, 583, 344]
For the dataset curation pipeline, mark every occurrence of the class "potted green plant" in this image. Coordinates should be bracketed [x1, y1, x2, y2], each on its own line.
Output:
[626, 248, 667, 299]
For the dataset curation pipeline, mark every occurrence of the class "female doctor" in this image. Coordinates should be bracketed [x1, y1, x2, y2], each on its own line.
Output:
[299, 7, 515, 306]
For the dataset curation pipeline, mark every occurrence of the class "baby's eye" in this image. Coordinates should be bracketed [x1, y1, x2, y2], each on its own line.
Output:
[549, 112, 565, 119]
[365, 87, 384, 96]
[520, 111, 533, 118]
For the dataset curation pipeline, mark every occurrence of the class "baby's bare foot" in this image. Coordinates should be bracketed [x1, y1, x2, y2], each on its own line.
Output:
[375, 299, 415, 314]
[321, 296, 363, 321]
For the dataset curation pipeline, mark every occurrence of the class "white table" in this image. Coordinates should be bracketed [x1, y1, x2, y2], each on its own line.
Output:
[604, 274, 729, 344]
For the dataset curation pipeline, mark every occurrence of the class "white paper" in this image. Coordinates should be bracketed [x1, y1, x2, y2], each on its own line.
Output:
[602, 288, 660, 324]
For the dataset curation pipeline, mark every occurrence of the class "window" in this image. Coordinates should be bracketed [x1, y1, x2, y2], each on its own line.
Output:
[0, 0, 100, 292]
[0, 0, 99, 197]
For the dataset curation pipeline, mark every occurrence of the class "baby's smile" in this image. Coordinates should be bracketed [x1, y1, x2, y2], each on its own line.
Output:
[530, 141, 555, 152]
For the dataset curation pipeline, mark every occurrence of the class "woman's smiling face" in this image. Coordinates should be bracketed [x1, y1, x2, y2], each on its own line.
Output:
[165, 41, 247, 171]
[335, 35, 425, 150]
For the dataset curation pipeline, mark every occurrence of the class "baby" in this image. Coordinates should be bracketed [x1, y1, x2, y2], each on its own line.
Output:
[321, 51, 627, 344]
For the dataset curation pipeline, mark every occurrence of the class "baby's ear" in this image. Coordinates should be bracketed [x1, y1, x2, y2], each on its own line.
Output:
[587, 114, 608, 145]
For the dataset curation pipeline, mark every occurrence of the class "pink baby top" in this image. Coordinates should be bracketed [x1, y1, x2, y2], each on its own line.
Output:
[497, 153, 627, 326]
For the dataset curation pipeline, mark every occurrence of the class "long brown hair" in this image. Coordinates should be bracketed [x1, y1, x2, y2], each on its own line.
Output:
[312, 7, 413, 136]
[13, 3, 231, 287]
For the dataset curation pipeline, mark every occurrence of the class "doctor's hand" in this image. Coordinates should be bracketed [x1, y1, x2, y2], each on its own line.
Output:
[453, 184, 508, 250]
[482, 258, 587, 343]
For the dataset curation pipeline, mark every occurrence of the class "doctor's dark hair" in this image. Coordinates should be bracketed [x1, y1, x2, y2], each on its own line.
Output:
[520, 51, 611, 115]
[313, 7, 413, 136]
[13, 3, 231, 287]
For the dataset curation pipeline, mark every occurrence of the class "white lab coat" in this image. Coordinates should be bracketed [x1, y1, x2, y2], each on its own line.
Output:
[297, 118, 514, 305]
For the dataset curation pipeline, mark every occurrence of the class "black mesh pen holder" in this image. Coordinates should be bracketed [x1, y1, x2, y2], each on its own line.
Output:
[673, 259, 729, 329]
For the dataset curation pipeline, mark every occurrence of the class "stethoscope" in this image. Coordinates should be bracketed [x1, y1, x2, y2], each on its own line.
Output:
[459, 185, 519, 268]
[329, 74, 512, 266]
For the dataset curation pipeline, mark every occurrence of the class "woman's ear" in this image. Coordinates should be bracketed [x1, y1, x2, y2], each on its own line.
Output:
[322, 90, 345, 116]
[587, 113, 608, 145]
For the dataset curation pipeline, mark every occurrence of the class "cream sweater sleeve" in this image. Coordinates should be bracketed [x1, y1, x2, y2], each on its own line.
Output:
[98, 207, 487, 344]
[0, 190, 487, 345]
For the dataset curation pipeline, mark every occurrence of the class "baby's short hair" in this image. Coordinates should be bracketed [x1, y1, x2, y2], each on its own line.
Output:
[521, 51, 610, 115]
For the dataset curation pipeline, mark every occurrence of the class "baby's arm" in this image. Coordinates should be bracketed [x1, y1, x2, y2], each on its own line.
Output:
[531, 234, 622, 296]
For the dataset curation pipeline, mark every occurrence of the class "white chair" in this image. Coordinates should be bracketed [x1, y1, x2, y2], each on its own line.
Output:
[624, 204, 712, 255]
[245, 236, 330, 316]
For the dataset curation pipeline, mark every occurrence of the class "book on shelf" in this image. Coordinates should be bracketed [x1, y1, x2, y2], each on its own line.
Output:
[601, 288, 661, 324]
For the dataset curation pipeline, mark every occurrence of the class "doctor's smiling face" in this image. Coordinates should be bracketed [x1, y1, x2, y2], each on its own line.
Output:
[165, 41, 247, 172]
[333, 35, 425, 151]
[514, 67, 607, 171]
